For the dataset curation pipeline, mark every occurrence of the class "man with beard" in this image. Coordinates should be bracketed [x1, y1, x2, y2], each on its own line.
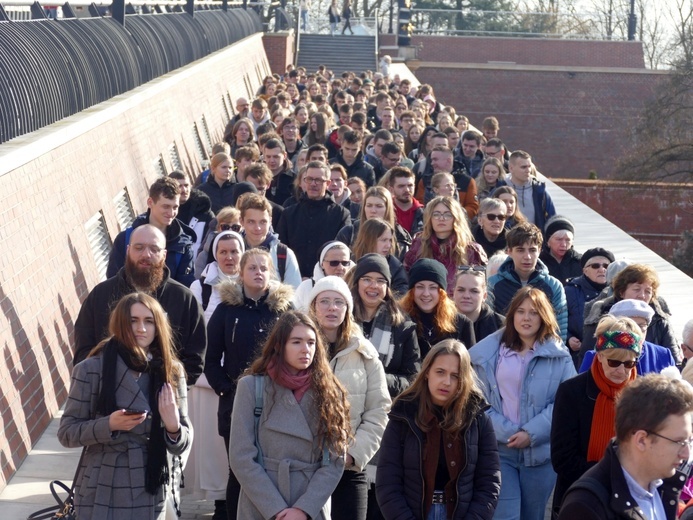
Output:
[74, 225, 206, 385]
[107, 177, 196, 287]
[388, 166, 424, 236]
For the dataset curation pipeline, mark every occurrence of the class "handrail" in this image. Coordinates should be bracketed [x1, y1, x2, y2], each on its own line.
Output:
[294, 4, 300, 65]
[373, 6, 378, 70]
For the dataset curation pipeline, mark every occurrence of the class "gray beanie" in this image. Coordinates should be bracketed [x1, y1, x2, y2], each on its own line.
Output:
[610, 299, 654, 325]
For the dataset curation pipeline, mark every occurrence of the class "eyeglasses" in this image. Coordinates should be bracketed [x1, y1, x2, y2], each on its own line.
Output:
[457, 265, 486, 273]
[605, 359, 636, 369]
[587, 263, 610, 269]
[646, 431, 693, 450]
[316, 298, 347, 309]
[304, 176, 329, 185]
[221, 223, 242, 232]
[484, 213, 507, 222]
[431, 211, 454, 221]
[324, 260, 350, 267]
[359, 276, 388, 287]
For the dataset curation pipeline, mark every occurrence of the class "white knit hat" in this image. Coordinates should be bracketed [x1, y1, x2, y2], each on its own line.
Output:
[610, 299, 654, 325]
[308, 276, 353, 313]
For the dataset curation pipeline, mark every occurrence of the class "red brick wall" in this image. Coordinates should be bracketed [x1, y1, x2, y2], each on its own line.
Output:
[413, 65, 667, 179]
[263, 31, 296, 74]
[555, 179, 693, 258]
[0, 33, 269, 492]
[399, 35, 646, 68]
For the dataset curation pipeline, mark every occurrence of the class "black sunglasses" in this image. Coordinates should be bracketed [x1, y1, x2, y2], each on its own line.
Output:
[606, 359, 636, 369]
[457, 265, 486, 272]
[588, 262, 610, 269]
[485, 213, 507, 221]
[325, 260, 351, 267]
[221, 223, 242, 232]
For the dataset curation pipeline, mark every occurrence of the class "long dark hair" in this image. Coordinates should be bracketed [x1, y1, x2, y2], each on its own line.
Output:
[247, 311, 351, 454]
[397, 340, 484, 436]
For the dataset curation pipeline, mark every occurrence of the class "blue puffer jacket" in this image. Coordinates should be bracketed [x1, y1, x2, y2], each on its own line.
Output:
[488, 257, 568, 341]
[470, 329, 576, 467]
[579, 341, 675, 375]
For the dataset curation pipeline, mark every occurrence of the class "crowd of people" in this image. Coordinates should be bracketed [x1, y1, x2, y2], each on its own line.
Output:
[56, 64, 693, 520]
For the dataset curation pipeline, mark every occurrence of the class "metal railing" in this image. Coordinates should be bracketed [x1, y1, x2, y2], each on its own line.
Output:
[0, 4, 262, 144]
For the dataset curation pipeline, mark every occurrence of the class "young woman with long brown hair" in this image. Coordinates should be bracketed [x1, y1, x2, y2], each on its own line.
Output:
[228, 311, 351, 520]
[376, 340, 501, 519]
[59, 293, 190, 519]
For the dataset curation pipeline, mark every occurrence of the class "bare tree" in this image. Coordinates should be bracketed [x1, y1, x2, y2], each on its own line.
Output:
[638, 0, 667, 69]
[665, 0, 693, 67]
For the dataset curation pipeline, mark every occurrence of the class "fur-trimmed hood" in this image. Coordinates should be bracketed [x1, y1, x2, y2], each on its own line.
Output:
[218, 279, 294, 313]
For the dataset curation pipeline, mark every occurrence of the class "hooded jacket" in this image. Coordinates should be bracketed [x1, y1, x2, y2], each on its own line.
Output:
[470, 329, 576, 467]
[330, 151, 376, 188]
[176, 189, 215, 260]
[376, 394, 501, 520]
[73, 266, 206, 385]
[509, 178, 556, 233]
[204, 280, 294, 436]
[106, 212, 197, 287]
[488, 257, 568, 341]
[277, 192, 351, 277]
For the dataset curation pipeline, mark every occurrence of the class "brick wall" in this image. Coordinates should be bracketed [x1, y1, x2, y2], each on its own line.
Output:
[0, 33, 269, 491]
[263, 31, 296, 74]
[413, 65, 667, 179]
[399, 35, 646, 68]
[555, 179, 693, 258]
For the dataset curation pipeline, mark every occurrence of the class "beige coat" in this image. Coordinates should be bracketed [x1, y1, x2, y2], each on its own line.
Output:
[331, 334, 391, 471]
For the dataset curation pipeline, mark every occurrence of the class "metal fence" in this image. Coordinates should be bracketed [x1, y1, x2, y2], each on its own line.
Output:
[0, 4, 262, 144]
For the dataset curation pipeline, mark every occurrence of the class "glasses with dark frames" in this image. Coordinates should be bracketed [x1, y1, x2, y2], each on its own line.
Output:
[325, 260, 351, 267]
[587, 263, 610, 269]
[457, 265, 486, 273]
[646, 431, 693, 450]
[605, 359, 636, 369]
[221, 223, 242, 232]
[484, 213, 507, 221]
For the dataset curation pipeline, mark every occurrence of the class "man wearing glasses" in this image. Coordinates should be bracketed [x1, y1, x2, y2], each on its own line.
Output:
[277, 162, 350, 278]
[558, 374, 693, 520]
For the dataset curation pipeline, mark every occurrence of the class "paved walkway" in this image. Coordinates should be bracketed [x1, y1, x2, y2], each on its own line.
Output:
[0, 411, 214, 519]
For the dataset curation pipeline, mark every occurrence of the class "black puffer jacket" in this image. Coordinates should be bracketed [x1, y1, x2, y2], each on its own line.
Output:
[376, 395, 501, 520]
[197, 175, 236, 214]
[473, 304, 505, 343]
[204, 280, 294, 436]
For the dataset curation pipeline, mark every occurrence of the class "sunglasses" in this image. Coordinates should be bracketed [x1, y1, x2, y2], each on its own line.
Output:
[588, 262, 610, 269]
[606, 359, 636, 369]
[325, 260, 350, 267]
[221, 223, 242, 232]
[485, 213, 507, 221]
[457, 265, 486, 272]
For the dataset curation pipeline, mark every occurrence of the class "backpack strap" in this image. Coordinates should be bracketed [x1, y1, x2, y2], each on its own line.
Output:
[200, 276, 212, 311]
[254, 375, 264, 467]
[276, 243, 288, 282]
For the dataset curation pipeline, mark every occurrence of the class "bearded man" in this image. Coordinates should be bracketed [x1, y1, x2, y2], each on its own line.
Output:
[74, 225, 206, 385]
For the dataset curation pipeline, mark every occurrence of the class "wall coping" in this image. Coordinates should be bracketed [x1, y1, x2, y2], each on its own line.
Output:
[553, 178, 693, 188]
[415, 61, 670, 74]
[0, 33, 263, 179]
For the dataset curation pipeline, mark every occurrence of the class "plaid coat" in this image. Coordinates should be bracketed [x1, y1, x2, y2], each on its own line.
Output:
[58, 355, 191, 520]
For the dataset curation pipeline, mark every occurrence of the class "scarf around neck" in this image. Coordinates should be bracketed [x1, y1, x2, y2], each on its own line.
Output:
[587, 355, 636, 462]
[368, 304, 395, 367]
[267, 359, 312, 403]
[96, 338, 170, 495]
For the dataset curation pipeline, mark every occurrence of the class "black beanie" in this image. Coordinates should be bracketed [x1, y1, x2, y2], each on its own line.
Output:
[544, 215, 575, 240]
[231, 181, 259, 206]
[580, 247, 616, 269]
[354, 253, 391, 283]
[408, 258, 448, 290]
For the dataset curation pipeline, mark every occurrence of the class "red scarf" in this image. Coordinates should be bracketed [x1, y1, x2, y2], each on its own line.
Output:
[267, 360, 312, 403]
[587, 356, 636, 461]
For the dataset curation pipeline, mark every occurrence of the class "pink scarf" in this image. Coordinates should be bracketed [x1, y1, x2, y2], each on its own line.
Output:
[267, 360, 312, 403]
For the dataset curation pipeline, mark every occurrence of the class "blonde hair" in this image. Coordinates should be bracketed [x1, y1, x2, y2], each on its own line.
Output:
[419, 196, 473, 266]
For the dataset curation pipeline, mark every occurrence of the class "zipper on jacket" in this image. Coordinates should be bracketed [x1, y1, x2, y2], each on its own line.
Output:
[232, 318, 239, 343]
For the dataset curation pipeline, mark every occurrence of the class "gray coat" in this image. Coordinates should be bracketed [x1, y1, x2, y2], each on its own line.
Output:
[229, 375, 345, 520]
[58, 355, 191, 520]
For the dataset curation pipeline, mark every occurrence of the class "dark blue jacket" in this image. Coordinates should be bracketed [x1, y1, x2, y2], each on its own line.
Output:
[376, 396, 500, 520]
[330, 152, 376, 187]
[106, 212, 196, 287]
[579, 341, 675, 375]
[530, 179, 556, 232]
[488, 257, 568, 341]
[196, 175, 236, 214]
[540, 248, 583, 286]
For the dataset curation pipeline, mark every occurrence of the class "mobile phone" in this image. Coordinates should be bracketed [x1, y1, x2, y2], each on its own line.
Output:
[123, 409, 148, 416]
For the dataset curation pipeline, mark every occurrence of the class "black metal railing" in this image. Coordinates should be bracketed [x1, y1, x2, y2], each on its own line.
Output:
[0, 4, 262, 144]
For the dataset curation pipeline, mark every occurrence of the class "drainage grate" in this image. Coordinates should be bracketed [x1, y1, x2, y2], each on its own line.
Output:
[113, 188, 136, 232]
[85, 211, 112, 281]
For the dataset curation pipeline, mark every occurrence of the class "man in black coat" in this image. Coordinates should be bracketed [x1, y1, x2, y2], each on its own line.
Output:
[74, 225, 206, 385]
[558, 374, 693, 520]
[277, 161, 350, 277]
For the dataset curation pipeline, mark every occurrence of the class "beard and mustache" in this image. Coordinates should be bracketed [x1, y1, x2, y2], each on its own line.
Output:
[125, 253, 165, 293]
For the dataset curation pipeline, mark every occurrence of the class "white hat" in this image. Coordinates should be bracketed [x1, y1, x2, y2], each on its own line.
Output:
[610, 299, 654, 325]
[308, 276, 353, 313]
